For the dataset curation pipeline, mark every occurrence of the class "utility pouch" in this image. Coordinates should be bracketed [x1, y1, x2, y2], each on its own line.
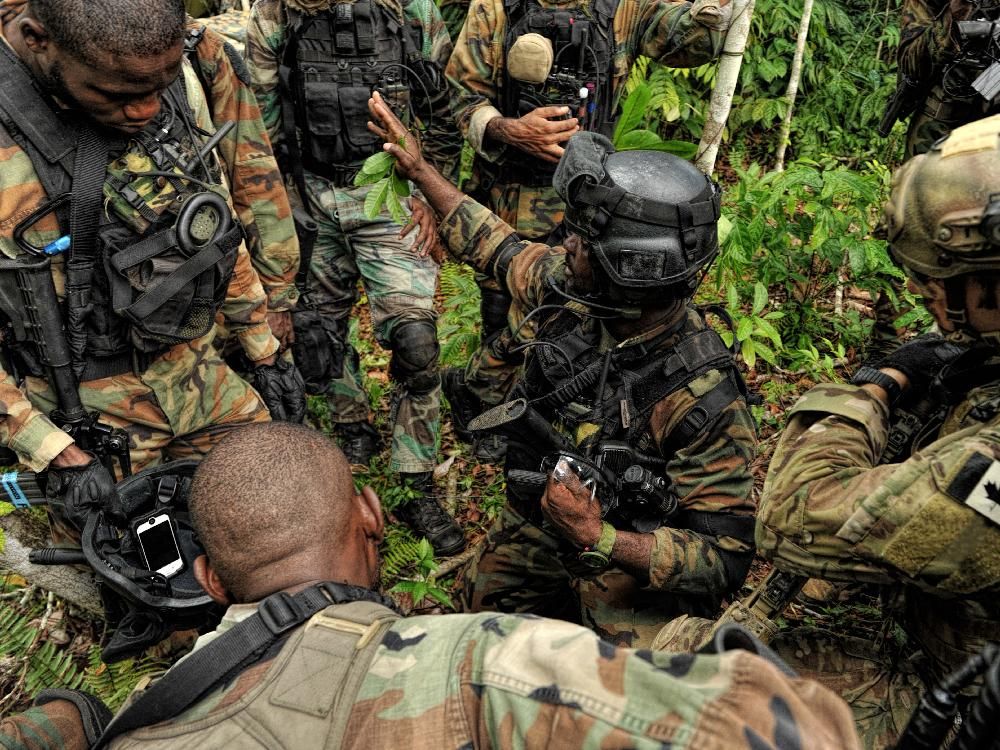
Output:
[105, 195, 241, 353]
[291, 310, 347, 393]
[340, 85, 383, 151]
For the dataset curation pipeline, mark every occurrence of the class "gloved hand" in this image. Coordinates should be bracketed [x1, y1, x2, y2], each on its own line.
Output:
[46, 455, 119, 531]
[870, 334, 967, 395]
[253, 356, 307, 423]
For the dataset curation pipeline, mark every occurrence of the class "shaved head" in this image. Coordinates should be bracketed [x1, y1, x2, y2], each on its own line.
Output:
[29, 0, 186, 65]
[189, 423, 357, 601]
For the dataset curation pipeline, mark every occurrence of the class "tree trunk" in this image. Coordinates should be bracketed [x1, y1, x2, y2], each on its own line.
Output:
[774, 0, 815, 171]
[1, 514, 103, 616]
[695, 0, 757, 175]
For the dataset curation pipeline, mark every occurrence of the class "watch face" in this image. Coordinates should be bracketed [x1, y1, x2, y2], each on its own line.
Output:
[578, 550, 610, 568]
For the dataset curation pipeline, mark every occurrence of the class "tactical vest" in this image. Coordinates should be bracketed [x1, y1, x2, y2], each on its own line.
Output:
[0, 38, 241, 381]
[110, 600, 400, 749]
[279, 0, 414, 187]
[508, 306, 751, 537]
[498, 0, 619, 185]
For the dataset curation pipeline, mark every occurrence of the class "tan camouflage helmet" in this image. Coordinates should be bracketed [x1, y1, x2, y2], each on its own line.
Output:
[883, 114, 1000, 279]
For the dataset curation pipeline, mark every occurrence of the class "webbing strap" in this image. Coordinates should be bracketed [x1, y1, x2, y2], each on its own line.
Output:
[95, 582, 396, 748]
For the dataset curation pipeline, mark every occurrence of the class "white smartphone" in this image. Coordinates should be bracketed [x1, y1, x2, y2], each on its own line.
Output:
[134, 513, 184, 578]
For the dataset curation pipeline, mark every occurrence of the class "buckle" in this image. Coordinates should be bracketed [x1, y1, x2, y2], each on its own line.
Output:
[258, 591, 305, 635]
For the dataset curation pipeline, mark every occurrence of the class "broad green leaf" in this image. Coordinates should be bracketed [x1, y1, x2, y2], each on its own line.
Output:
[741, 339, 757, 369]
[391, 167, 411, 199]
[360, 151, 393, 177]
[364, 177, 391, 220]
[386, 189, 408, 226]
[752, 281, 768, 316]
[617, 129, 663, 150]
[726, 283, 739, 311]
[645, 140, 698, 158]
[754, 316, 783, 348]
[613, 84, 652, 145]
[427, 587, 455, 608]
[736, 316, 753, 342]
[718, 215, 733, 245]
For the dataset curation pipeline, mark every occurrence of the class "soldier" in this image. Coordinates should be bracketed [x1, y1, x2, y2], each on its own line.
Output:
[369, 93, 757, 647]
[0, 0, 306, 532]
[246, 0, 465, 555]
[742, 115, 1000, 745]
[882, 0, 1000, 157]
[441, 0, 732, 459]
[0, 422, 861, 750]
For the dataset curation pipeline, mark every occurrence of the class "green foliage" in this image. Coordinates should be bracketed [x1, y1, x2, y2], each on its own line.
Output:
[437, 262, 482, 368]
[612, 84, 698, 158]
[389, 538, 455, 609]
[715, 159, 895, 373]
[356, 146, 410, 224]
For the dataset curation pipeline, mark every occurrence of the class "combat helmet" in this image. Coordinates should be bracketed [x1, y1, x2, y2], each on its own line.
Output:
[553, 132, 722, 305]
[79, 461, 223, 662]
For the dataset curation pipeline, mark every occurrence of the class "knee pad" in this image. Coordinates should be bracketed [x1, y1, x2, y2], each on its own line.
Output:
[389, 320, 440, 395]
[480, 288, 512, 338]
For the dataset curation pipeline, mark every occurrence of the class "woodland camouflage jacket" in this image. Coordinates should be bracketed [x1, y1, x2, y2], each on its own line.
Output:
[0, 603, 862, 749]
[0, 22, 285, 469]
[757, 376, 1000, 685]
[439, 197, 758, 597]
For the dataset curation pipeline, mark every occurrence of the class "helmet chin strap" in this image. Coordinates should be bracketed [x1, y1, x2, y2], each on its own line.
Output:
[546, 276, 642, 319]
[943, 277, 1000, 348]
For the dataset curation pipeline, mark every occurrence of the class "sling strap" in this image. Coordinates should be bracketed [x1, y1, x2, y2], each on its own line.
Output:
[95, 581, 398, 748]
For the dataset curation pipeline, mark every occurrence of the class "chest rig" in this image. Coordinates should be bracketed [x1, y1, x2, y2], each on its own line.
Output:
[0, 38, 241, 381]
[279, 0, 414, 187]
[504, 307, 748, 531]
[499, 0, 619, 185]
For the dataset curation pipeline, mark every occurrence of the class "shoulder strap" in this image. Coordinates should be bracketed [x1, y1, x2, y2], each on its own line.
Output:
[0, 41, 76, 199]
[95, 582, 397, 748]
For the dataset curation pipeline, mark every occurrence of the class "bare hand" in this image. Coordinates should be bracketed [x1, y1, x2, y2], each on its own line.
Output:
[367, 91, 427, 181]
[266, 311, 295, 349]
[50, 443, 93, 469]
[401, 197, 444, 262]
[488, 107, 580, 163]
[540, 458, 603, 548]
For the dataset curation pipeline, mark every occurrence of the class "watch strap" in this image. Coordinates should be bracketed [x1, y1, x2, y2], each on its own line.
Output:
[851, 366, 903, 405]
[579, 522, 616, 568]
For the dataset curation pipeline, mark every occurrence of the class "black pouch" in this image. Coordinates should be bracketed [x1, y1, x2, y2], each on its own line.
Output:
[291, 309, 347, 394]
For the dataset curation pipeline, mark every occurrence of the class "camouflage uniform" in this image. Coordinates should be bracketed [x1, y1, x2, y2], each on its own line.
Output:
[750, 377, 1000, 747]
[0, 22, 281, 477]
[898, 0, 999, 157]
[0, 600, 862, 750]
[247, 0, 457, 473]
[445, 0, 728, 409]
[441, 198, 757, 647]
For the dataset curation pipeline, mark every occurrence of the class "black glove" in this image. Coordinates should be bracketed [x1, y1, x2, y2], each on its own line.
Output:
[33, 688, 113, 746]
[253, 356, 307, 423]
[46, 455, 119, 531]
[869, 334, 967, 395]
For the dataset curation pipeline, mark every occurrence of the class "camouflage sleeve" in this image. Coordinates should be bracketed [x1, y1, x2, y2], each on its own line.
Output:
[438, 197, 559, 309]
[646, 377, 757, 594]
[246, 0, 287, 149]
[405, 0, 463, 178]
[444, 0, 509, 160]
[625, 0, 727, 71]
[350, 613, 861, 749]
[897, 0, 953, 80]
[752, 382, 1000, 602]
[193, 25, 300, 312]
[0, 703, 87, 750]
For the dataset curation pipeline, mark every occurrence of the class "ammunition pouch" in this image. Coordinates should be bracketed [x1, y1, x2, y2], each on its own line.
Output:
[104, 198, 242, 354]
[291, 310, 347, 393]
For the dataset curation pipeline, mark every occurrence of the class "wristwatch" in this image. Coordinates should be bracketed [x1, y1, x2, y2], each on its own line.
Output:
[851, 366, 903, 406]
[579, 521, 616, 568]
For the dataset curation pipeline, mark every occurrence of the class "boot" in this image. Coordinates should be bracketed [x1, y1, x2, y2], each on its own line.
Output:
[395, 472, 466, 556]
[334, 421, 381, 466]
[442, 367, 481, 443]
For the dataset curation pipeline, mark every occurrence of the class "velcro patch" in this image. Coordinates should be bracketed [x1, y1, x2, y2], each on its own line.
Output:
[945, 450, 1000, 526]
[940, 115, 1000, 159]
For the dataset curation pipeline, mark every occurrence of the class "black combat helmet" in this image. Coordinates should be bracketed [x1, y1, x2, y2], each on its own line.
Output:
[79, 461, 223, 662]
[553, 132, 722, 305]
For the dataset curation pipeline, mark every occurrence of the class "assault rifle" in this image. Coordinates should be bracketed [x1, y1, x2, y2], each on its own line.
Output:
[0, 231, 131, 478]
[468, 398, 679, 530]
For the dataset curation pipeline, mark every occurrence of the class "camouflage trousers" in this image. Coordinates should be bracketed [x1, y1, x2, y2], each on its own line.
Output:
[301, 174, 440, 474]
[466, 504, 684, 647]
[33, 345, 270, 541]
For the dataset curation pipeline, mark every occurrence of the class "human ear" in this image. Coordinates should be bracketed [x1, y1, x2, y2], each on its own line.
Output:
[193, 555, 233, 606]
[18, 17, 51, 54]
[358, 486, 385, 543]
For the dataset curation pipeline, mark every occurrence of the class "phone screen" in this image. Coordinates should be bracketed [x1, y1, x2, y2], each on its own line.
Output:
[138, 518, 181, 572]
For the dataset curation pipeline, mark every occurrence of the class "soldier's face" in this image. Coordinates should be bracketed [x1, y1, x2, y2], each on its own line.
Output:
[563, 232, 596, 294]
[38, 42, 184, 133]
